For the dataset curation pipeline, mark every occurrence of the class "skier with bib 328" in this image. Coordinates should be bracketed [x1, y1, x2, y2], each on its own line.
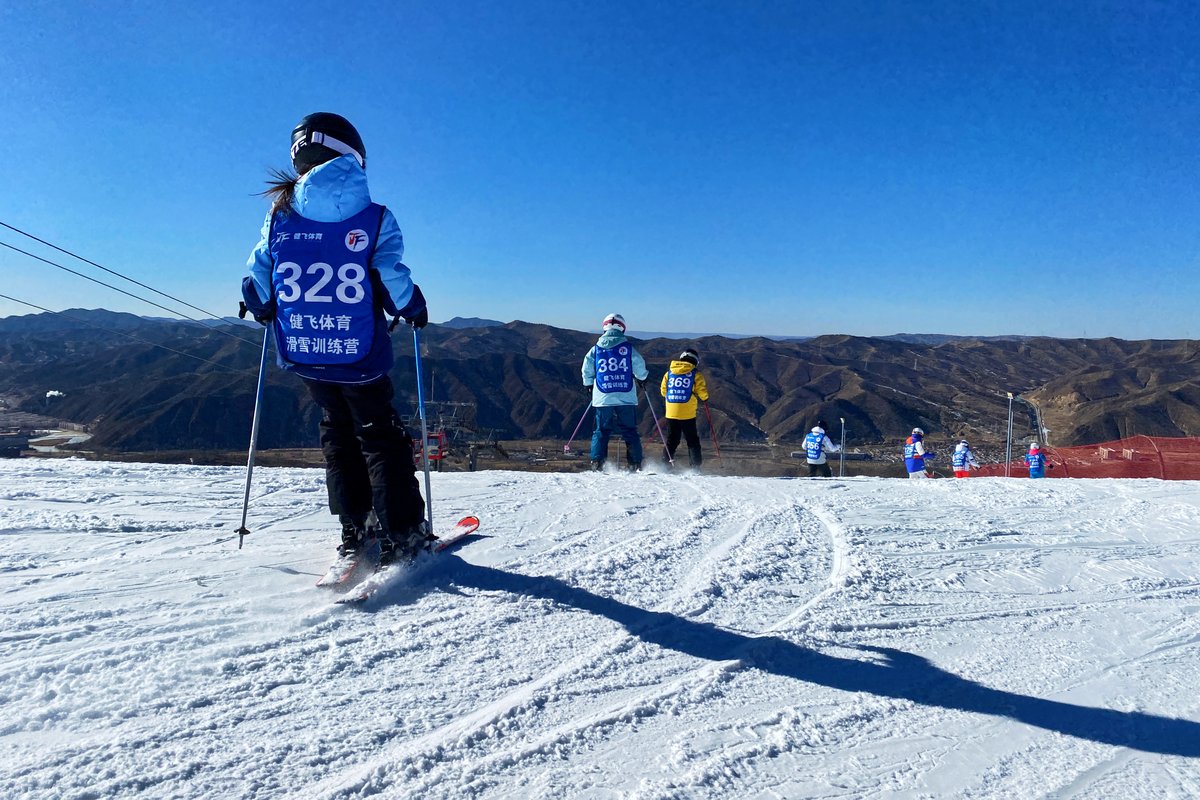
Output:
[803, 419, 840, 477]
[240, 112, 430, 565]
[952, 440, 980, 478]
[903, 427, 936, 478]
[659, 348, 709, 468]
[582, 313, 648, 471]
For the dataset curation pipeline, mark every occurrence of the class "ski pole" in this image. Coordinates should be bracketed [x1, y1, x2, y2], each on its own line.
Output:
[413, 327, 434, 535]
[564, 402, 592, 454]
[701, 400, 723, 465]
[643, 384, 673, 465]
[838, 417, 846, 478]
[236, 324, 271, 550]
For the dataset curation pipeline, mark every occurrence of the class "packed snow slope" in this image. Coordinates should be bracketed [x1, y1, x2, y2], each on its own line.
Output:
[2, 460, 1199, 799]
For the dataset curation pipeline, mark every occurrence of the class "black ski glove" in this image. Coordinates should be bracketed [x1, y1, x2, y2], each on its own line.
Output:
[636, 378, 647, 390]
[238, 301, 274, 326]
[405, 306, 429, 330]
[583, 384, 593, 398]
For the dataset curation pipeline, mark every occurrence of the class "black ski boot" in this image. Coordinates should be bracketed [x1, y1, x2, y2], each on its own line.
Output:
[338, 513, 374, 556]
[336, 522, 362, 554]
[590, 459, 605, 471]
[379, 521, 431, 566]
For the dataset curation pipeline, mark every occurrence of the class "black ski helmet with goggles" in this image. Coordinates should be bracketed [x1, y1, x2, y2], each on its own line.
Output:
[290, 113, 366, 173]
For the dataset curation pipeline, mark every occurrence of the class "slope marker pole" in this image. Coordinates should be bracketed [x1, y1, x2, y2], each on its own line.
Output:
[839, 417, 846, 478]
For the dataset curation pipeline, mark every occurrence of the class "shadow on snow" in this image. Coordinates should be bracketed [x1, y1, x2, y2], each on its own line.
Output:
[433, 555, 1200, 758]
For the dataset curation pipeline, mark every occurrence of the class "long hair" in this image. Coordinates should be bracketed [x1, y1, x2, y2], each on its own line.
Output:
[260, 168, 300, 216]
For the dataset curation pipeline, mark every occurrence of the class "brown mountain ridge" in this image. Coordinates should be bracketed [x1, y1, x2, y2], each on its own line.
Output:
[1, 310, 1198, 452]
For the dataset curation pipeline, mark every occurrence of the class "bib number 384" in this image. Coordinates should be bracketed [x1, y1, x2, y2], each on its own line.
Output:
[595, 344, 633, 393]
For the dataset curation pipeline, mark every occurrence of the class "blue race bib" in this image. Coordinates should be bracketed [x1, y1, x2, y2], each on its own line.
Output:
[665, 372, 694, 403]
[595, 344, 634, 393]
[805, 432, 824, 460]
[270, 205, 383, 366]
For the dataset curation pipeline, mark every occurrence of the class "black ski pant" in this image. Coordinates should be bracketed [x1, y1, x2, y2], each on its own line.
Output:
[665, 417, 702, 467]
[807, 461, 832, 478]
[302, 377, 424, 536]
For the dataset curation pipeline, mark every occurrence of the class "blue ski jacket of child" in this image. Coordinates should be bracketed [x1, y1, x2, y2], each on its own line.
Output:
[241, 154, 425, 384]
[582, 329, 648, 407]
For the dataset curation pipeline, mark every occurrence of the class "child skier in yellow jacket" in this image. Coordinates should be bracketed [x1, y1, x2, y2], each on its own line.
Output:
[659, 349, 709, 468]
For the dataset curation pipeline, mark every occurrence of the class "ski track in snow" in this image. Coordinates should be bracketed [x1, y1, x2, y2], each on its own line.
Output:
[1, 460, 1198, 799]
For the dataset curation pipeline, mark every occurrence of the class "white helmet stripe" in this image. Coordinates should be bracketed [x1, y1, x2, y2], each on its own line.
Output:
[308, 131, 365, 167]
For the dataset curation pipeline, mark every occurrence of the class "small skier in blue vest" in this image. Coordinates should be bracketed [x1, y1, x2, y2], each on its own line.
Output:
[903, 427, 936, 478]
[1025, 442, 1052, 478]
[582, 313, 648, 471]
[240, 112, 430, 565]
[952, 440, 980, 478]
[803, 419, 840, 477]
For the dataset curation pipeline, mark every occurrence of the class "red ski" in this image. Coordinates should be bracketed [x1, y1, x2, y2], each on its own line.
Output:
[431, 514, 481, 552]
[333, 515, 481, 604]
[316, 537, 382, 591]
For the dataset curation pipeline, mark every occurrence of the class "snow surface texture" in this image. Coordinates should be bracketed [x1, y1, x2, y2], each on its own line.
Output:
[2, 459, 1199, 799]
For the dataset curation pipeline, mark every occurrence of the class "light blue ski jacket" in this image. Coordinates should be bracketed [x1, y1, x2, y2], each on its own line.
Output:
[242, 154, 427, 383]
[245, 154, 417, 319]
[581, 329, 648, 407]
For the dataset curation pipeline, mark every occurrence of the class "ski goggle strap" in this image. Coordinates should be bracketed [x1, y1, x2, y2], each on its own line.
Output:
[291, 131, 365, 167]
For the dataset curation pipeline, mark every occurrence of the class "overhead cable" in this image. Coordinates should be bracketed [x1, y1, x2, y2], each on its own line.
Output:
[0, 239, 259, 347]
[0, 220, 233, 323]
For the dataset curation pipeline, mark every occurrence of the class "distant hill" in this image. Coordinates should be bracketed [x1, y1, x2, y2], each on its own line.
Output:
[0, 308, 153, 334]
[880, 333, 1034, 345]
[631, 331, 812, 342]
[440, 316, 505, 329]
[1, 310, 1198, 452]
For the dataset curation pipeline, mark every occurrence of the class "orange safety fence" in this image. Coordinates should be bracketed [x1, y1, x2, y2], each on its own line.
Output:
[974, 435, 1200, 480]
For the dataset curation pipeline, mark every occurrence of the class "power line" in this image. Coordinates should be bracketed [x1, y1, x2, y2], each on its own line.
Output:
[0, 239, 260, 347]
[0, 220, 233, 322]
[0, 292, 248, 373]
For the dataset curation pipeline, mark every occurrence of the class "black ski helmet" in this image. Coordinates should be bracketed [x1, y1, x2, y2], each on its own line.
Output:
[290, 112, 366, 173]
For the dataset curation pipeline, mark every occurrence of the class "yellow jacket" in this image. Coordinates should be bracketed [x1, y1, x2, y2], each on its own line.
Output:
[659, 360, 709, 420]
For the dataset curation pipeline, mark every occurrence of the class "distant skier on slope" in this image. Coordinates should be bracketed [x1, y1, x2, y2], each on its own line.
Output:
[803, 419, 840, 478]
[903, 427, 936, 478]
[240, 112, 430, 565]
[952, 440, 980, 478]
[1025, 442, 1052, 478]
[582, 313, 648, 471]
[659, 348, 709, 469]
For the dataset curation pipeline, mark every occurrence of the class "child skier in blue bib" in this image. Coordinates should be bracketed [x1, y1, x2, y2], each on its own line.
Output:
[240, 112, 430, 564]
[581, 313, 648, 471]
[660, 348, 710, 468]
[803, 420, 840, 478]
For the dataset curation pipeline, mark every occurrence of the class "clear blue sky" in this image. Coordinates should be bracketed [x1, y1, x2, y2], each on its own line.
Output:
[2, 1, 1198, 339]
